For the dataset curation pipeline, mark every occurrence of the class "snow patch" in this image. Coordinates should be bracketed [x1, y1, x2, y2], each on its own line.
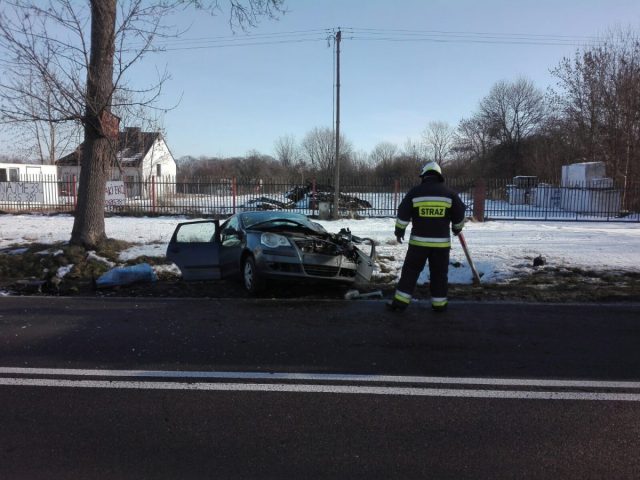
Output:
[87, 251, 116, 268]
[154, 263, 182, 277]
[119, 244, 166, 261]
[1, 214, 639, 284]
[6, 248, 28, 255]
[34, 248, 64, 256]
[56, 264, 74, 279]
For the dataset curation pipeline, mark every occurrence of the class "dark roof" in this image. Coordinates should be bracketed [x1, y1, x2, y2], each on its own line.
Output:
[56, 128, 161, 167]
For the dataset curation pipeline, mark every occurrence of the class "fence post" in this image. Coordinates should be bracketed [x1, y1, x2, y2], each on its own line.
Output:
[151, 176, 156, 213]
[393, 179, 399, 215]
[312, 178, 317, 216]
[473, 178, 486, 221]
[72, 175, 77, 211]
[232, 177, 237, 214]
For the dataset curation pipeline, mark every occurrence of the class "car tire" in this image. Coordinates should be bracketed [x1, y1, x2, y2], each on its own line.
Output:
[242, 255, 264, 295]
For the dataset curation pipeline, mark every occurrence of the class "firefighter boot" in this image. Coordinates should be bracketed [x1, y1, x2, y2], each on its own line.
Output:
[386, 299, 408, 312]
[431, 302, 448, 313]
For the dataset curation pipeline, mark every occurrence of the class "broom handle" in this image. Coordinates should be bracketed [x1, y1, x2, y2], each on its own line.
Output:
[458, 232, 481, 285]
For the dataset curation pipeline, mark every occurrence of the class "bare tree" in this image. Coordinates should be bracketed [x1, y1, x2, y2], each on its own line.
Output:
[12, 74, 81, 164]
[369, 141, 398, 165]
[455, 115, 492, 161]
[480, 78, 546, 145]
[273, 134, 299, 168]
[478, 77, 546, 176]
[0, 0, 285, 248]
[301, 126, 352, 179]
[551, 28, 640, 196]
[343, 149, 369, 177]
[401, 137, 426, 163]
[421, 121, 454, 165]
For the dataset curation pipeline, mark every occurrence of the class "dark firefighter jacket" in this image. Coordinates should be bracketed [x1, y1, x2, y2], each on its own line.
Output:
[394, 176, 467, 248]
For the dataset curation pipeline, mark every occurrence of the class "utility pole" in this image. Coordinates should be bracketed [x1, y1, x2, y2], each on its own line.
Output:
[332, 28, 341, 219]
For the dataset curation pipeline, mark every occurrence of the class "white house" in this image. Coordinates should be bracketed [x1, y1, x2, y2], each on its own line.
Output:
[56, 126, 177, 198]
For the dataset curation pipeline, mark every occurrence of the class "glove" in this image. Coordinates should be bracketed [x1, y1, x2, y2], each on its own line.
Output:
[394, 227, 405, 243]
[452, 219, 465, 236]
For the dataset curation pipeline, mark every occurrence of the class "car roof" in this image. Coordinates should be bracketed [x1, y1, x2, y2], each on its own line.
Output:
[240, 210, 308, 224]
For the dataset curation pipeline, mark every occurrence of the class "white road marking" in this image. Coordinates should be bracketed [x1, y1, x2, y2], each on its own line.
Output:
[1, 377, 640, 401]
[1, 366, 640, 389]
[2, 367, 640, 401]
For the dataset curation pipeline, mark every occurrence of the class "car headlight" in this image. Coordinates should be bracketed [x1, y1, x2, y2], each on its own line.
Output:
[261, 232, 291, 248]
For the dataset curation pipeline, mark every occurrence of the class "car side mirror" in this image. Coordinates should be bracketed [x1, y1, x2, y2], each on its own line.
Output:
[222, 226, 243, 240]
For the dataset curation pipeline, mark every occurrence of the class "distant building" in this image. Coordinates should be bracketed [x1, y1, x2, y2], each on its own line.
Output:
[0, 163, 59, 205]
[560, 161, 620, 215]
[0, 163, 58, 182]
[56, 126, 176, 198]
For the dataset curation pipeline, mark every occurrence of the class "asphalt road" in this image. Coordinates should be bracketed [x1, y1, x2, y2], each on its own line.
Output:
[1, 296, 639, 479]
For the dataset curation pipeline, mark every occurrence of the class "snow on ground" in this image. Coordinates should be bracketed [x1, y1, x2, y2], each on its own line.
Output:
[1, 214, 639, 285]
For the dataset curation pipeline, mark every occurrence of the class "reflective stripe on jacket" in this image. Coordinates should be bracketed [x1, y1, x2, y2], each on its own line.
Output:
[395, 177, 466, 247]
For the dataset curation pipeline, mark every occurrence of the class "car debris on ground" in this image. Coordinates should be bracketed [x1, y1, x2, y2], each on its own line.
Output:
[344, 289, 383, 300]
[95, 263, 158, 289]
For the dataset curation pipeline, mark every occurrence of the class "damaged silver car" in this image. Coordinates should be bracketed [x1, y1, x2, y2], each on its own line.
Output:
[166, 211, 376, 294]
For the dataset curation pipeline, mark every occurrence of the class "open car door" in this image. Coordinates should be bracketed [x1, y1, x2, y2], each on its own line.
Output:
[354, 238, 376, 286]
[166, 220, 222, 280]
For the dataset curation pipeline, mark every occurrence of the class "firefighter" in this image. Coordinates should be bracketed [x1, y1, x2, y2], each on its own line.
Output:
[386, 161, 466, 313]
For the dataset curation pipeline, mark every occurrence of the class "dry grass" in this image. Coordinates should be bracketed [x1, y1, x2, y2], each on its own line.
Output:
[2, 241, 639, 302]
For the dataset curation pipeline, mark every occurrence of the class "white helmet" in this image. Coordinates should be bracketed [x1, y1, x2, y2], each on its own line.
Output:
[419, 161, 443, 180]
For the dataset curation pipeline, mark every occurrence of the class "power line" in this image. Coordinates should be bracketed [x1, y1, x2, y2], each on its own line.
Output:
[125, 26, 608, 52]
[343, 26, 600, 42]
[154, 37, 328, 51]
[340, 26, 604, 47]
[157, 28, 333, 44]
[348, 35, 597, 47]
[129, 28, 333, 51]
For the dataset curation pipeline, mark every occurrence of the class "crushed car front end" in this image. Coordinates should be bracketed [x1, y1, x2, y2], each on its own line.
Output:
[247, 227, 375, 286]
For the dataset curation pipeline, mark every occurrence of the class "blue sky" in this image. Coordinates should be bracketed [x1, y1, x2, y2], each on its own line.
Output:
[3, 0, 640, 160]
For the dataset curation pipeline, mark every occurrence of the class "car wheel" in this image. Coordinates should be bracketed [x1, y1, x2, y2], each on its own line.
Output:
[242, 255, 264, 295]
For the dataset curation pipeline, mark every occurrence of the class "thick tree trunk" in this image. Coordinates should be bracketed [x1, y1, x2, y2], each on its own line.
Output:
[70, 0, 117, 248]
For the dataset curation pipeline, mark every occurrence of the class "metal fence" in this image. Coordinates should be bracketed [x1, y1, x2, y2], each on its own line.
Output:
[1, 175, 638, 222]
[481, 179, 640, 222]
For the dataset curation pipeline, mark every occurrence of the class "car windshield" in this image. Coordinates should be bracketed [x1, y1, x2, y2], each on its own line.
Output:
[240, 212, 324, 233]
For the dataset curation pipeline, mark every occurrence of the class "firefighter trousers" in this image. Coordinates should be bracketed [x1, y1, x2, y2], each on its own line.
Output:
[395, 245, 450, 304]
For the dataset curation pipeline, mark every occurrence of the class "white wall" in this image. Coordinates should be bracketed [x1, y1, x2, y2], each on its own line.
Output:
[58, 165, 79, 182]
[0, 163, 57, 179]
[560, 161, 621, 215]
[141, 138, 176, 179]
[54, 136, 176, 200]
[0, 163, 59, 204]
[141, 138, 176, 197]
[561, 162, 607, 187]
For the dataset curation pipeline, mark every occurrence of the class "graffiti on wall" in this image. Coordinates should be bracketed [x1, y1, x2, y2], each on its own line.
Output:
[105, 181, 126, 206]
[0, 182, 44, 203]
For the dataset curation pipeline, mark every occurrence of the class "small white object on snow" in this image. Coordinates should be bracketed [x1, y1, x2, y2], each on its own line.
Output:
[344, 289, 383, 300]
[56, 264, 74, 279]
[86, 251, 116, 268]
